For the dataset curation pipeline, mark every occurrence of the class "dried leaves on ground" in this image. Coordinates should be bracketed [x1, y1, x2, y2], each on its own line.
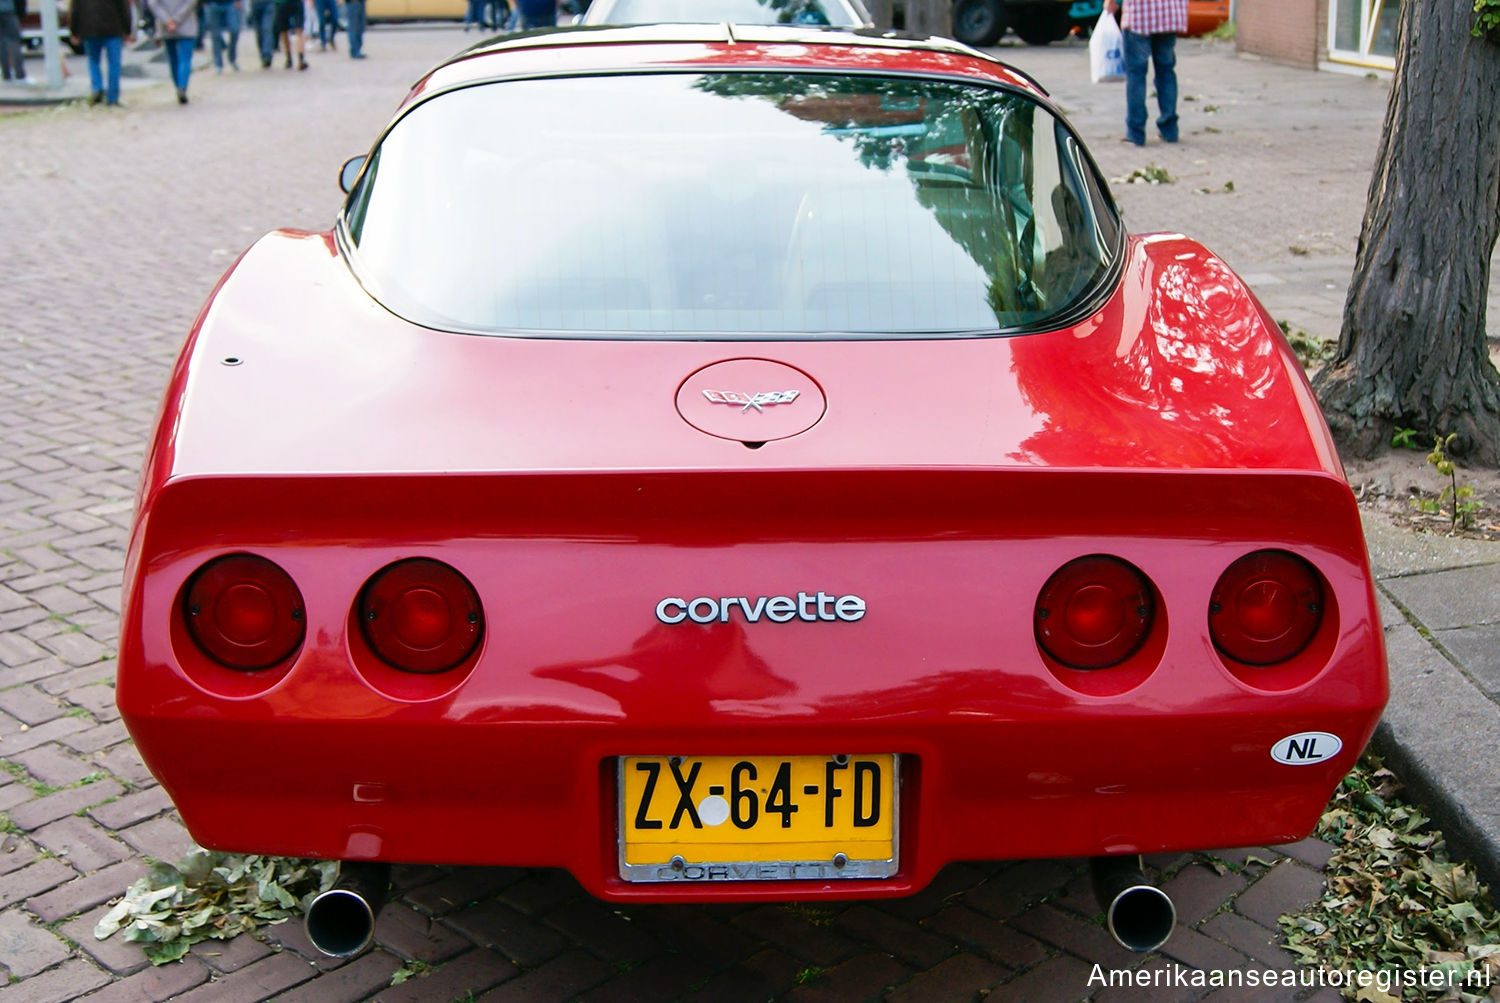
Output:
[94, 851, 337, 965]
[1281, 755, 1500, 1000]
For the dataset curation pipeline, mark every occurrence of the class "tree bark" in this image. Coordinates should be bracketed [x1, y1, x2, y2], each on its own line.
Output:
[904, 0, 952, 37]
[1312, 1, 1500, 467]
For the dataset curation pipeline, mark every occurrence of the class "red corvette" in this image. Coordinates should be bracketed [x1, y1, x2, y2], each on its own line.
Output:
[118, 25, 1386, 955]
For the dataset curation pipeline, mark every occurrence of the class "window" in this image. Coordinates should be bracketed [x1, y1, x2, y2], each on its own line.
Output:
[345, 72, 1120, 338]
[1328, 0, 1402, 68]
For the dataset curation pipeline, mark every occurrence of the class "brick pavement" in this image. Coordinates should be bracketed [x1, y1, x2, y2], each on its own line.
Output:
[0, 29, 1456, 1003]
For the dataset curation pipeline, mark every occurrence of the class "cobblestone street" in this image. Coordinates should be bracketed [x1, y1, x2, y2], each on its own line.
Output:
[0, 28, 1475, 1003]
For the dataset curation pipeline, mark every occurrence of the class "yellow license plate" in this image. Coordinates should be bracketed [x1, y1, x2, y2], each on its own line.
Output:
[619, 754, 898, 883]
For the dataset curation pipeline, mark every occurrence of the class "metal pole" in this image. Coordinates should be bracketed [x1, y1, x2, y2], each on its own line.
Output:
[39, 0, 63, 89]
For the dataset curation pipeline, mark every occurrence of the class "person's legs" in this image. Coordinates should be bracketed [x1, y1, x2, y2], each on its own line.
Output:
[103, 35, 122, 101]
[1150, 32, 1178, 142]
[0, 13, 25, 80]
[344, 0, 363, 57]
[83, 35, 105, 97]
[252, 0, 274, 65]
[272, 0, 290, 63]
[315, 0, 332, 47]
[1122, 28, 1150, 146]
[290, 0, 306, 66]
[165, 37, 192, 96]
[226, 3, 240, 66]
[206, 2, 226, 69]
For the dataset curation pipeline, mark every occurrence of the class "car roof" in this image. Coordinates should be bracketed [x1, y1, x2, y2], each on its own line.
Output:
[409, 24, 1050, 107]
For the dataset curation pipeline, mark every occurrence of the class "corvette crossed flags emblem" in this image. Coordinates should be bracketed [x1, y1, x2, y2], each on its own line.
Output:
[702, 390, 801, 413]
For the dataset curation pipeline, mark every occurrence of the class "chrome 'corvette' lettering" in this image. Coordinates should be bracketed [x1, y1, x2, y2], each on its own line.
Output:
[655, 593, 866, 624]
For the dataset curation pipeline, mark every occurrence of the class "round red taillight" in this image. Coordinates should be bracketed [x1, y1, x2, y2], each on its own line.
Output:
[359, 559, 483, 673]
[184, 554, 305, 670]
[1209, 550, 1323, 665]
[1036, 556, 1155, 670]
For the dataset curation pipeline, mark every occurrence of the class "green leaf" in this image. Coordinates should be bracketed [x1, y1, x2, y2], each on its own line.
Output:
[94, 899, 133, 940]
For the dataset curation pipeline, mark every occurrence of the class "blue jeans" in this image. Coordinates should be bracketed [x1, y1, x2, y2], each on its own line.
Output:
[1123, 29, 1178, 144]
[163, 36, 194, 90]
[83, 36, 123, 101]
[344, 0, 365, 56]
[315, 0, 338, 46]
[204, 2, 240, 68]
[248, 0, 276, 63]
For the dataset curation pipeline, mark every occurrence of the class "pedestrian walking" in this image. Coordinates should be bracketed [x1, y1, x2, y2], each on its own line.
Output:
[0, 0, 28, 84]
[202, 0, 241, 70]
[246, 0, 273, 65]
[271, 0, 306, 68]
[462, 0, 482, 31]
[313, 0, 335, 49]
[146, 0, 197, 102]
[344, 0, 364, 57]
[1103, 0, 1186, 146]
[69, 0, 133, 103]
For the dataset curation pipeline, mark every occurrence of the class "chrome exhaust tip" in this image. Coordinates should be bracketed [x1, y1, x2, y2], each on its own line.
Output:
[304, 862, 390, 958]
[1090, 855, 1176, 953]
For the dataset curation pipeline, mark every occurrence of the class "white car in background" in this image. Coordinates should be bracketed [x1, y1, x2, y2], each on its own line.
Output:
[579, 0, 872, 28]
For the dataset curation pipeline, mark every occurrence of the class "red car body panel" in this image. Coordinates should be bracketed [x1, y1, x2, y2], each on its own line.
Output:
[119, 32, 1386, 903]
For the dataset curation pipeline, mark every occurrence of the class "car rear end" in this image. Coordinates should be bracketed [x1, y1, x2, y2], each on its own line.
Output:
[117, 32, 1387, 903]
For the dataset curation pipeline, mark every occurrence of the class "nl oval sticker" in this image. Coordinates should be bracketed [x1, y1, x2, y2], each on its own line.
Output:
[1270, 732, 1342, 766]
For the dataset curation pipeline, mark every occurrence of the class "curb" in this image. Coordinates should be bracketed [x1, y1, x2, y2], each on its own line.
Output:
[1365, 551, 1500, 890]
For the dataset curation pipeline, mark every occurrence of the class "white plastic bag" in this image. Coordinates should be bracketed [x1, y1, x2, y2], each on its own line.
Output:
[1090, 12, 1126, 83]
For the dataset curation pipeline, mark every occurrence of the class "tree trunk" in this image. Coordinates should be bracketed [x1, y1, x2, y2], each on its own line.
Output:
[1312, 2, 1500, 467]
[904, 0, 952, 37]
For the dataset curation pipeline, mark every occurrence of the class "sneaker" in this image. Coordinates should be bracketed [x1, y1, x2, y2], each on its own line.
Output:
[298, 56, 308, 69]
[261, 56, 271, 67]
[350, 51, 365, 58]
[230, 59, 239, 70]
[89, 90, 104, 104]
[176, 87, 188, 103]
[284, 54, 292, 67]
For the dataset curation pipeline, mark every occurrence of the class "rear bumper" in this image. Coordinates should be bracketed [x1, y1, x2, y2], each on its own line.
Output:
[119, 468, 1387, 901]
[125, 697, 1380, 902]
